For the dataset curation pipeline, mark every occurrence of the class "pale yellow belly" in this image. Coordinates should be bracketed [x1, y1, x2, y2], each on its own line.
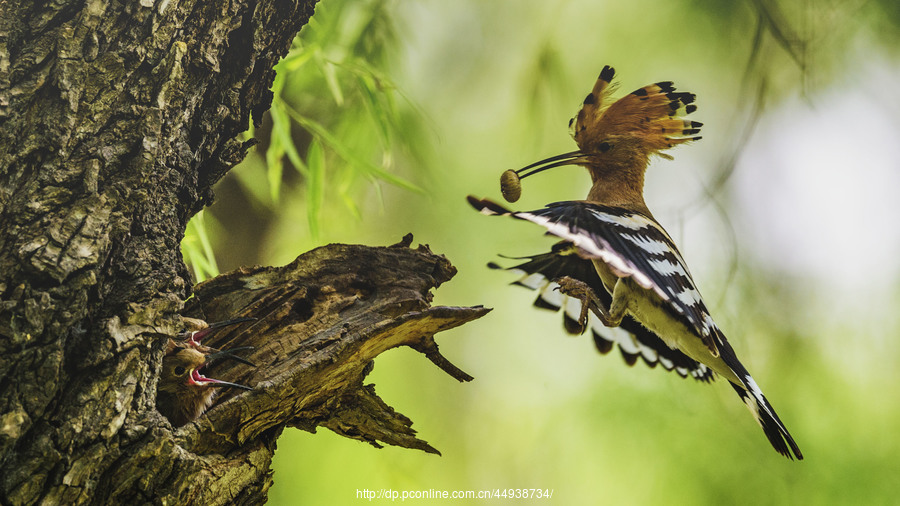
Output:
[591, 259, 740, 384]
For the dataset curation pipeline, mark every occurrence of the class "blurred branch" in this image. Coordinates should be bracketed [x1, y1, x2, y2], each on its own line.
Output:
[682, 9, 772, 308]
[749, 0, 807, 72]
[690, 0, 810, 209]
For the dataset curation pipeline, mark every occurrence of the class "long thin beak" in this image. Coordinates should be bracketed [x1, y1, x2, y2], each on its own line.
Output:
[500, 150, 594, 202]
[515, 150, 591, 179]
[205, 347, 257, 367]
[183, 317, 256, 343]
[189, 369, 253, 390]
[205, 378, 253, 390]
[207, 317, 256, 330]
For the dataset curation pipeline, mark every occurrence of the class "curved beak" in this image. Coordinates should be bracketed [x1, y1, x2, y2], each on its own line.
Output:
[514, 150, 592, 180]
[180, 317, 256, 344]
[189, 368, 252, 390]
[205, 346, 256, 367]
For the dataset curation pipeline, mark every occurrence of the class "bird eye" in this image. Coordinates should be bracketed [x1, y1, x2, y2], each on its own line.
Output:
[598, 142, 612, 152]
[174, 366, 186, 376]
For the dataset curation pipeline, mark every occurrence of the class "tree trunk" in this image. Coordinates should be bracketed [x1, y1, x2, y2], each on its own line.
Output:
[0, 1, 486, 503]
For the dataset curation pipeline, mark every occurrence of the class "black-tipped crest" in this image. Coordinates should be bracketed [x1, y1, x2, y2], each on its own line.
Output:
[496, 65, 701, 198]
[598, 65, 615, 83]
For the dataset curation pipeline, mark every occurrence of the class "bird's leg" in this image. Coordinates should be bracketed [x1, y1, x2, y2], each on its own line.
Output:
[601, 279, 628, 328]
[556, 276, 627, 330]
[556, 276, 607, 332]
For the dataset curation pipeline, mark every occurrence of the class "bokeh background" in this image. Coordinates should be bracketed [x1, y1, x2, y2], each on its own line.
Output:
[183, 0, 900, 503]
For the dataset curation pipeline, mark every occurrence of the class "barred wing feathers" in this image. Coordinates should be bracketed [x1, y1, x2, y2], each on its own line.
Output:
[470, 196, 724, 355]
[470, 196, 803, 460]
[490, 242, 713, 381]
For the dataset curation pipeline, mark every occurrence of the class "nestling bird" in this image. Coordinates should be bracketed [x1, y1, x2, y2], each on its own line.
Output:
[468, 65, 803, 460]
[157, 318, 255, 426]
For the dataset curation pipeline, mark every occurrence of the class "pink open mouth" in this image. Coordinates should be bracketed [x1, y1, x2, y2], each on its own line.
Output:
[187, 330, 208, 348]
[186, 368, 252, 390]
[188, 368, 215, 386]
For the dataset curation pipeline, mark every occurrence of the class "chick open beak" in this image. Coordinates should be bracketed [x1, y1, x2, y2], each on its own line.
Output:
[178, 317, 256, 345]
[188, 368, 253, 390]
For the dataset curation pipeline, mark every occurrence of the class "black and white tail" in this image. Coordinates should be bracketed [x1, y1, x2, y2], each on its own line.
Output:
[729, 372, 803, 460]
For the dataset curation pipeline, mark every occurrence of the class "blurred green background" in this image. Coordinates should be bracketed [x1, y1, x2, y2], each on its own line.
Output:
[183, 0, 900, 503]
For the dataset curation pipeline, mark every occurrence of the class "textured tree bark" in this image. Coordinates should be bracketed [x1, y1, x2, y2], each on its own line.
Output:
[0, 1, 487, 503]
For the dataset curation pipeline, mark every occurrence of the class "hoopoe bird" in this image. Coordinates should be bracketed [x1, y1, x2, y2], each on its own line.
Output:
[156, 317, 256, 426]
[468, 65, 802, 460]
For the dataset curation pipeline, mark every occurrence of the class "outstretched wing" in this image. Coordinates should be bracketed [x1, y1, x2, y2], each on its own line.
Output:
[468, 196, 726, 355]
[491, 242, 713, 381]
[470, 196, 804, 460]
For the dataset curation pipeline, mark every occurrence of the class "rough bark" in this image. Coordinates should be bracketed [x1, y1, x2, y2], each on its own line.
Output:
[0, 1, 487, 503]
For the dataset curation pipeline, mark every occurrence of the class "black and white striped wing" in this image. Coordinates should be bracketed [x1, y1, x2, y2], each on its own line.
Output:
[491, 242, 713, 381]
[469, 196, 726, 355]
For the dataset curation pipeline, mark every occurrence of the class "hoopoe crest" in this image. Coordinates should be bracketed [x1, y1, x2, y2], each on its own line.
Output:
[470, 65, 802, 460]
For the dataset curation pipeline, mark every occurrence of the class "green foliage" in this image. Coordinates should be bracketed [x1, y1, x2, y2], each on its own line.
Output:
[183, 0, 421, 278]
[180, 210, 219, 282]
[259, 0, 422, 227]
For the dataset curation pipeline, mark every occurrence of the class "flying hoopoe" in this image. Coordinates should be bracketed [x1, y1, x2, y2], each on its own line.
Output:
[468, 65, 802, 460]
[156, 317, 256, 426]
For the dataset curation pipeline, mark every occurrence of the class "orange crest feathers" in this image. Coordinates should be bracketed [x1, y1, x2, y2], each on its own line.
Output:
[570, 66, 702, 158]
